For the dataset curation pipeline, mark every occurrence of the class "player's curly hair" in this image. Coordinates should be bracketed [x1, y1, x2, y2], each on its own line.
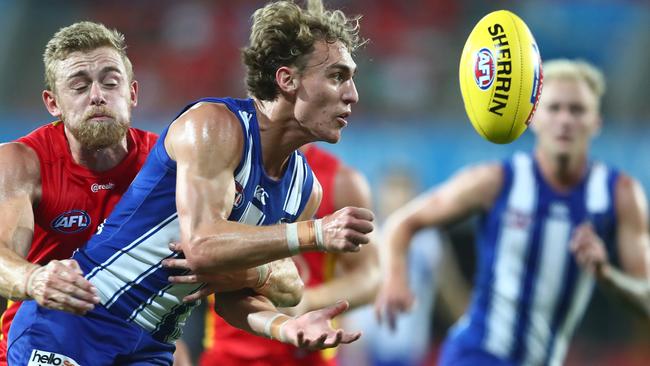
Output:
[44, 21, 133, 92]
[243, 0, 363, 101]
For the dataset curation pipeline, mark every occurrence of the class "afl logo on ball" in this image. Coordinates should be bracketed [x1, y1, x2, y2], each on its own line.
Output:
[474, 48, 496, 90]
[233, 181, 245, 209]
[51, 210, 91, 234]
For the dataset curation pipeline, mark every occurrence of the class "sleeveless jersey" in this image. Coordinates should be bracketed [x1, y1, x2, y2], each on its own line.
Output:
[0, 122, 157, 362]
[443, 152, 619, 366]
[201, 145, 340, 366]
[73, 97, 314, 344]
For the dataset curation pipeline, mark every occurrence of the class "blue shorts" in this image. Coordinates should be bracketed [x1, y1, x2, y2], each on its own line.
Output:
[8, 300, 175, 366]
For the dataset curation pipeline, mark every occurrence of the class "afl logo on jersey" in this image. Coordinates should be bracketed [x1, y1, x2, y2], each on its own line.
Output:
[474, 48, 496, 90]
[51, 210, 91, 234]
[233, 181, 244, 209]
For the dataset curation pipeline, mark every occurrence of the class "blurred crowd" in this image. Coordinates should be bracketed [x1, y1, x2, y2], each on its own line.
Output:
[0, 0, 648, 123]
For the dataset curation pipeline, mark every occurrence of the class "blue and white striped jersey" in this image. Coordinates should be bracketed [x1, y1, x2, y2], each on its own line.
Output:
[73, 97, 315, 343]
[446, 152, 618, 366]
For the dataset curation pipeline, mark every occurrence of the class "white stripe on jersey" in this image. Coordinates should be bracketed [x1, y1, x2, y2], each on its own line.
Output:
[587, 163, 609, 213]
[89, 214, 179, 307]
[238, 110, 252, 133]
[234, 134, 254, 189]
[284, 154, 306, 215]
[484, 153, 537, 357]
[523, 204, 572, 366]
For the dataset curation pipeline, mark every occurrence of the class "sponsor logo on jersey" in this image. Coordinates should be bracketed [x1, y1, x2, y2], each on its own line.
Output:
[474, 47, 496, 90]
[91, 182, 115, 192]
[51, 210, 91, 234]
[233, 181, 244, 209]
[28, 349, 80, 366]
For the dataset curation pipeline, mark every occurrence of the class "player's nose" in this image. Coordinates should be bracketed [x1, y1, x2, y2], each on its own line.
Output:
[342, 79, 359, 105]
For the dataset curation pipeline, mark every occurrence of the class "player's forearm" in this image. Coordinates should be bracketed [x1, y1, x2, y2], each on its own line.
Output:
[214, 290, 283, 338]
[187, 220, 318, 272]
[301, 264, 380, 312]
[599, 264, 650, 318]
[383, 217, 415, 280]
[0, 246, 38, 300]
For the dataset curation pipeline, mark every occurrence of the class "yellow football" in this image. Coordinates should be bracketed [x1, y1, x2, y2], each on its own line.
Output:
[459, 10, 543, 144]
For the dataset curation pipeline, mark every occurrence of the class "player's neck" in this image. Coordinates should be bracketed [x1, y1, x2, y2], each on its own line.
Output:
[255, 99, 309, 180]
[535, 149, 588, 192]
[65, 132, 129, 172]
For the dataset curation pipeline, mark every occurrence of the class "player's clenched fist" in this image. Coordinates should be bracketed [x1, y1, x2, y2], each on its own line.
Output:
[321, 207, 374, 252]
[25, 259, 99, 315]
[285, 206, 374, 255]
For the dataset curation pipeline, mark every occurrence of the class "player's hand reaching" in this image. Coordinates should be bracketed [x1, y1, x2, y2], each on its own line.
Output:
[374, 271, 414, 331]
[571, 222, 609, 278]
[26, 259, 99, 315]
[280, 300, 361, 350]
[167, 245, 303, 306]
[320, 207, 374, 253]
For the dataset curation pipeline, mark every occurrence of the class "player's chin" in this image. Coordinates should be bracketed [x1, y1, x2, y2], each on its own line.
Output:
[324, 132, 342, 144]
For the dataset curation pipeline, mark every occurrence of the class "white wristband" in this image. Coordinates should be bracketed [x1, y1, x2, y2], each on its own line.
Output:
[314, 219, 325, 251]
[286, 223, 300, 255]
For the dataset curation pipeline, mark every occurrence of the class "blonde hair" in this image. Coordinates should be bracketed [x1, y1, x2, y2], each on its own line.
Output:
[243, 0, 363, 101]
[542, 59, 606, 102]
[43, 21, 133, 91]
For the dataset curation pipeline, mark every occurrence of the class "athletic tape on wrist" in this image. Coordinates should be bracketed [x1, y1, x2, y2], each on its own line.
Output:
[278, 320, 289, 343]
[264, 313, 290, 340]
[286, 223, 301, 255]
[314, 219, 325, 251]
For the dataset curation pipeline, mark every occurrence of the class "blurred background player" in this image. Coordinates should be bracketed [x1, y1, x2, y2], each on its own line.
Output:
[9, 0, 373, 364]
[197, 143, 380, 366]
[339, 167, 469, 366]
[0, 21, 157, 365]
[375, 59, 650, 365]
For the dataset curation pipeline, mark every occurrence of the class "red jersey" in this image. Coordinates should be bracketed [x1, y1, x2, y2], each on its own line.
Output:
[200, 145, 341, 366]
[0, 122, 157, 363]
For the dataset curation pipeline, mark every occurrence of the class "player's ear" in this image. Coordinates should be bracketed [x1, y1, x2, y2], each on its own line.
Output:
[42, 89, 62, 118]
[276, 66, 299, 94]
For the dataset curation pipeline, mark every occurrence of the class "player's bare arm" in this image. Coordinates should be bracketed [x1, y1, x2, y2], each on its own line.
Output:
[0, 143, 97, 314]
[375, 163, 503, 328]
[215, 290, 361, 350]
[167, 174, 323, 305]
[283, 164, 380, 316]
[571, 174, 650, 318]
[164, 102, 374, 273]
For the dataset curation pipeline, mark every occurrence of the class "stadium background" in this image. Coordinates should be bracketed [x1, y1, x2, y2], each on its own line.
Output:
[0, 0, 648, 365]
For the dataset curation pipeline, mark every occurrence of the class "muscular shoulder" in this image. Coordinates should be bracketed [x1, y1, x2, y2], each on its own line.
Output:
[334, 164, 371, 210]
[0, 142, 41, 195]
[615, 173, 648, 224]
[165, 102, 244, 168]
